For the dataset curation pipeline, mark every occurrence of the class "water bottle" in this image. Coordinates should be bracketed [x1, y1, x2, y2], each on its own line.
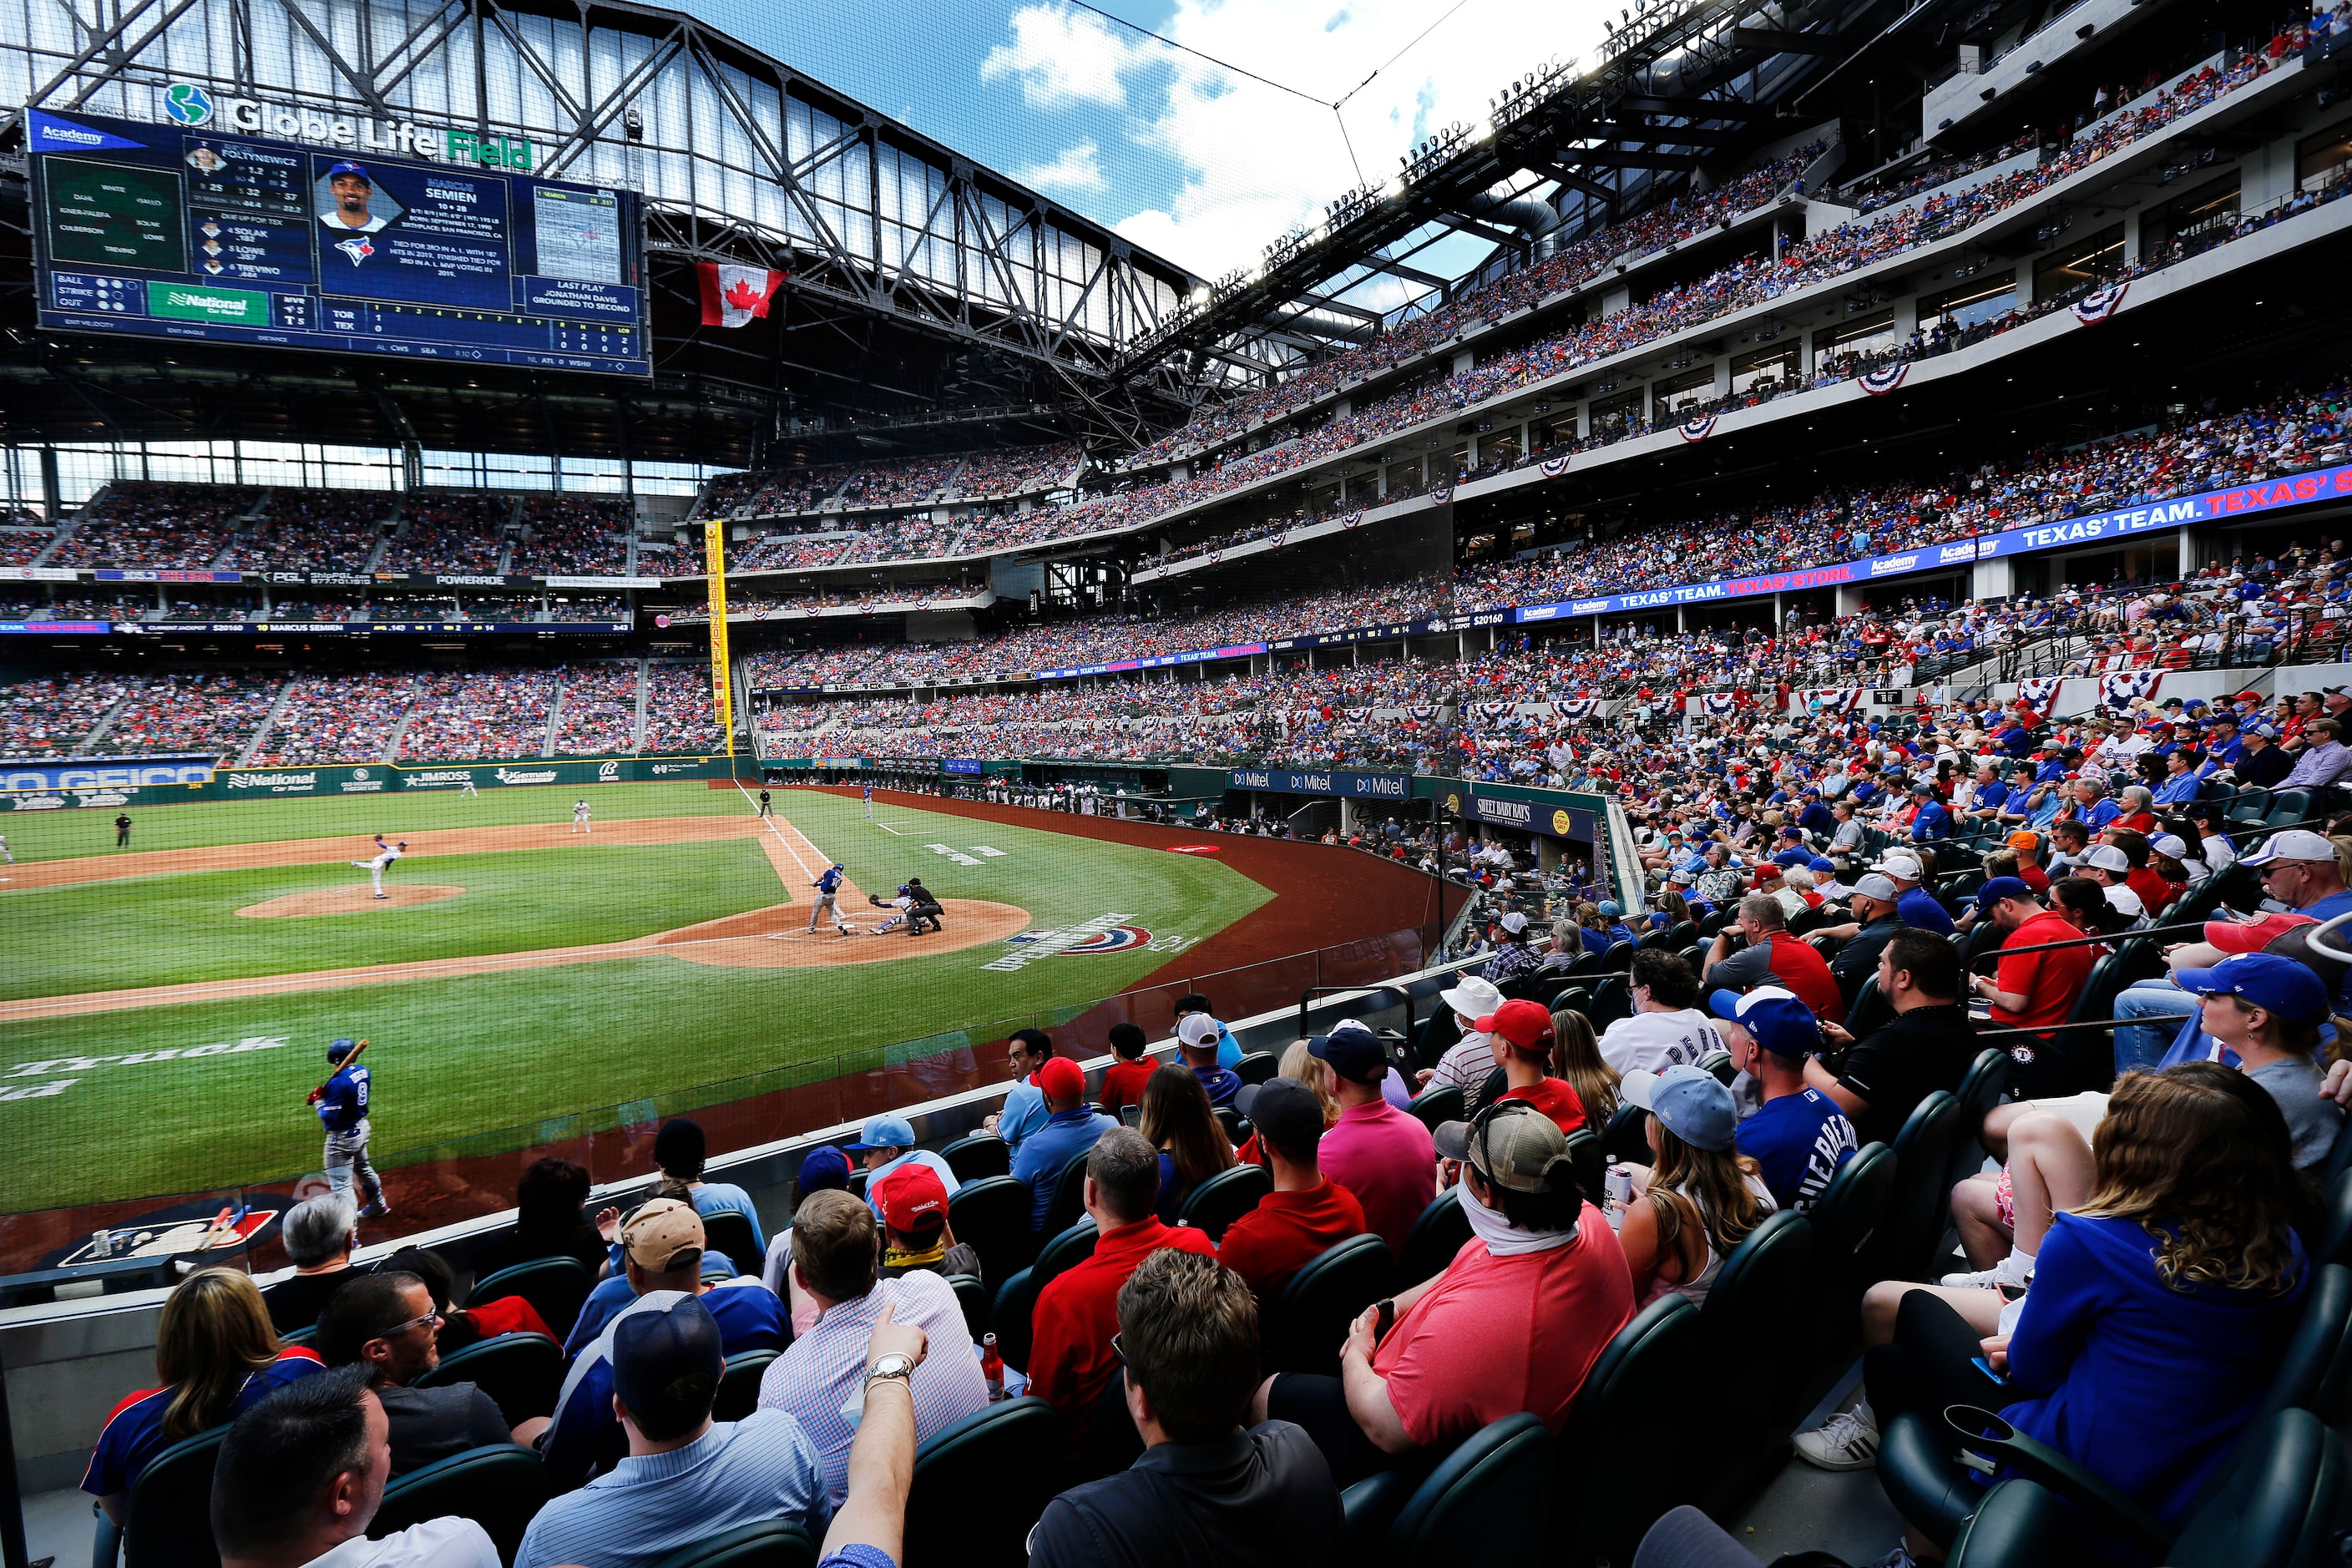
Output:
[980, 1332, 1005, 1402]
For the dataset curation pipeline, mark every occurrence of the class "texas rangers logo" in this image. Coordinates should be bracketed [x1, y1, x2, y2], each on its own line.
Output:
[334, 235, 375, 266]
[1059, 924, 1153, 954]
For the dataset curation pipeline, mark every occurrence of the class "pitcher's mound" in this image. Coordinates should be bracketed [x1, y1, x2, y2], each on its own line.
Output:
[653, 898, 1034, 968]
[238, 885, 468, 918]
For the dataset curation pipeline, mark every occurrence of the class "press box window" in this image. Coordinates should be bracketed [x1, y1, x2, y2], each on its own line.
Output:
[2144, 174, 2239, 259]
[2032, 225, 2124, 304]
[1732, 345, 1799, 395]
[1589, 389, 1646, 439]
[2299, 120, 2352, 194]
[1652, 367, 1719, 417]
[1920, 278, 2019, 331]
[1817, 312, 1898, 366]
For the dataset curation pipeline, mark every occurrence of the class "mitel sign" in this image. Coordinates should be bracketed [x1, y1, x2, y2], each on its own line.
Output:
[160, 81, 535, 169]
[1227, 768, 1409, 799]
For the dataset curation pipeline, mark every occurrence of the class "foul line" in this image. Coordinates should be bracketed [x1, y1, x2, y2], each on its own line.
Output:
[873, 820, 907, 837]
[736, 779, 819, 880]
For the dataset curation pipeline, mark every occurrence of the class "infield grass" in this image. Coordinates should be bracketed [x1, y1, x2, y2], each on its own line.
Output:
[0, 786, 1274, 1206]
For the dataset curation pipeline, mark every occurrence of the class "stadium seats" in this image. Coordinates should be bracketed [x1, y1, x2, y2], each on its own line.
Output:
[1393, 1187, 1471, 1292]
[467, 1256, 593, 1342]
[715, 1348, 778, 1421]
[1041, 1156, 1092, 1241]
[647, 1520, 817, 1568]
[1603, 1101, 1651, 1165]
[1946, 1047, 2011, 1193]
[1233, 1050, 1280, 1085]
[1693, 1211, 1816, 1515]
[371, 1444, 549, 1564]
[1030, 1217, 1100, 1291]
[1262, 1234, 1391, 1376]
[945, 1176, 1035, 1282]
[700, 1211, 762, 1277]
[946, 1273, 989, 1343]
[1376, 1413, 1553, 1568]
[416, 1332, 564, 1425]
[1879, 1090, 1964, 1283]
[1175, 1163, 1270, 1242]
[940, 1132, 1009, 1182]
[1565, 1129, 1603, 1213]
[1550, 1294, 1701, 1565]
[904, 1398, 1061, 1568]
[122, 1425, 227, 1568]
[1405, 1084, 1464, 1134]
[1803, 1142, 1896, 1370]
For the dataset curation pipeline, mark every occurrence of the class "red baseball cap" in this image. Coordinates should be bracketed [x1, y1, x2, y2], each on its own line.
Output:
[2204, 912, 2316, 953]
[1035, 1055, 1086, 1100]
[876, 1163, 948, 1234]
[1476, 998, 1556, 1053]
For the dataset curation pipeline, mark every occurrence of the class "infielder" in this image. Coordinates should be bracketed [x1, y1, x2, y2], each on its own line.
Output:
[349, 837, 406, 898]
[807, 862, 852, 934]
[862, 781, 874, 820]
[311, 1038, 386, 1216]
[459, 775, 478, 797]
[571, 798, 592, 834]
[0, 831, 12, 864]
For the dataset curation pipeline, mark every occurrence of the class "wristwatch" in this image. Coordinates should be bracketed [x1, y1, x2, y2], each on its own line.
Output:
[865, 1352, 916, 1388]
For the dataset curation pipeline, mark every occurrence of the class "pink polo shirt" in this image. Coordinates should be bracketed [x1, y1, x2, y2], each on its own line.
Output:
[1319, 1097, 1436, 1259]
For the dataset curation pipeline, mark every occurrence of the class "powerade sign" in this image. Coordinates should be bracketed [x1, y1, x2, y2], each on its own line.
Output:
[0, 755, 215, 792]
[1227, 768, 1411, 799]
[1510, 464, 2352, 620]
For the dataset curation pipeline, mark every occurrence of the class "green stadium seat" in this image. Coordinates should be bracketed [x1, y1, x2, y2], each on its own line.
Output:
[415, 1332, 564, 1425]
[123, 1424, 228, 1568]
[647, 1520, 817, 1568]
[466, 1255, 593, 1342]
[1262, 1233, 1390, 1376]
[941, 1131, 1009, 1182]
[906, 1398, 1061, 1568]
[1176, 1162, 1269, 1242]
[372, 1443, 549, 1565]
[714, 1348, 776, 1422]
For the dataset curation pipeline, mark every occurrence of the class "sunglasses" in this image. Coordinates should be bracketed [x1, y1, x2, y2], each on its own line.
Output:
[373, 1308, 442, 1343]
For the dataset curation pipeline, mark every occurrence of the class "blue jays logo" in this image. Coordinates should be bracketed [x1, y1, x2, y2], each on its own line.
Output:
[1059, 924, 1151, 955]
[335, 235, 374, 266]
[163, 83, 214, 126]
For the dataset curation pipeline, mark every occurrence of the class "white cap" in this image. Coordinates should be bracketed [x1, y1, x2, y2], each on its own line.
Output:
[2149, 833, 2190, 858]
[2242, 828, 2338, 867]
[2104, 884, 2147, 917]
[1873, 852, 1925, 881]
[1176, 1014, 1222, 1050]
[1440, 974, 1504, 1021]
[2084, 844, 2132, 874]
[1500, 911, 1530, 934]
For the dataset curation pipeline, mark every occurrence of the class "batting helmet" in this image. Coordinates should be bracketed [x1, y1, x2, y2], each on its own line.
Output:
[326, 1037, 358, 1064]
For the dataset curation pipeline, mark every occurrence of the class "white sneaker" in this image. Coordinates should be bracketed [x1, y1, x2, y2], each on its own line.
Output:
[1793, 1403, 1880, 1471]
[1864, 1549, 1919, 1568]
[1942, 1253, 2032, 1291]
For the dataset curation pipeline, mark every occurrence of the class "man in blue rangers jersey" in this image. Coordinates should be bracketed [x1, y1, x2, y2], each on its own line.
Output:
[806, 863, 852, 935]
[311, 1038, 387, 1218]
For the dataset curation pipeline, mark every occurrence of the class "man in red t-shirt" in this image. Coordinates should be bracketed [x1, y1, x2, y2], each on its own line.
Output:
[1254, 1100, 1635, 1485]
[1479, 999, 1587, 1133]
[1970, 877, 2094, 1098]
[1701, 895, 1846, 1024]
[1219, 1077, 1368, 1302]
[1027, 1125, 1216, 1468]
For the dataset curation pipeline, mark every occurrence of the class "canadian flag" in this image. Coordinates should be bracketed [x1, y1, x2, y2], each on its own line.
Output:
[697, 264, 786, 327]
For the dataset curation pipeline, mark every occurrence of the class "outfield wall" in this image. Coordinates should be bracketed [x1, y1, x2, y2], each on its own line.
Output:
[0, 752, 753, 810]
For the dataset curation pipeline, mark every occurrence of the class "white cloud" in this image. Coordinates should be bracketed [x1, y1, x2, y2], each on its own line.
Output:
[984, 0, 1614, 281]
[979, 5, 1156, 111]
[1014, 139, 1110, 195]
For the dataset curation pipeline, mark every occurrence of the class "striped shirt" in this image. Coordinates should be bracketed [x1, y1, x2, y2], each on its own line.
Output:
[755, 1271, 989, 1505]
[514, 1412, 827, 1568]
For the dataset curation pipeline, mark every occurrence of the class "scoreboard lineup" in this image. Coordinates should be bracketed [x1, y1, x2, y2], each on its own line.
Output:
[28, 109, 649, 377]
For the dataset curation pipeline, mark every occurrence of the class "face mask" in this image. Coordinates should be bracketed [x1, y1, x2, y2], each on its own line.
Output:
[1459, 1175, 1578, 1257]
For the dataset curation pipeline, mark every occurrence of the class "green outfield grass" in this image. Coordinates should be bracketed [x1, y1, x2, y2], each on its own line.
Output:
[0, 841, 781, 999]
[0, 786, 1272, 1207]
[0, 780, 750, 862]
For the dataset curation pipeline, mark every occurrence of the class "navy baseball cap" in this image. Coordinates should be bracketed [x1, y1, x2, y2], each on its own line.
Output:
[1709, 986, 1822, 1060]
[1975, 875, 2033, 916]
[2176, 953, 2330, 1025]
[797, 1146, 851, 1192]
[1308, 1019, 1388, 1083]
[845, 1113, 917, 1154]
[1237, 1077, 1325, 1155]
[326, 160, 371, 182]
[611, 1294, 725, 1431]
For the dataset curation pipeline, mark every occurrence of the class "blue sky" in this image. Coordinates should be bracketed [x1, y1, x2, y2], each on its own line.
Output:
[681, 0, 1607, 281]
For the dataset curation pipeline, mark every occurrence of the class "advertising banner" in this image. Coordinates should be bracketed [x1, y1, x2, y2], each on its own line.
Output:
[0, 753, 741, 808]
[1225, 768, 1413, 800]
[703, 519, 736, 757]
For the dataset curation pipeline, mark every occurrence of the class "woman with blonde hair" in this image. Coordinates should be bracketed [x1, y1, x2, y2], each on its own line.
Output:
[1139, 1062, 1236, 1223]
[83, 1267, 325, 1534]
[1548, 1007, 1621, 1128]
[1614, 1065, 1773, 1306]
[1278, 1039, 1342, 1127]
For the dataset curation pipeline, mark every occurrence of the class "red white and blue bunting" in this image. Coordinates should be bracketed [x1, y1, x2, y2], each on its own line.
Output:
[1540, 456, 1571, 478]
[2016, 677, 2066, 713]
[1859, 363, 1909, 397]
[2071, 281, 2128, 325]
[1679, 414, 1717, 443]
[2100, 670, 2162, 708]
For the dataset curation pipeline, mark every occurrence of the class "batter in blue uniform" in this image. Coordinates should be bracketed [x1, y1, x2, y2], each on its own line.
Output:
[806, 862, 852, 935]
[312, 1038, 386, 1217]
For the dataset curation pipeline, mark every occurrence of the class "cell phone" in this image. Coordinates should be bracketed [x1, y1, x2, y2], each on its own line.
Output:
[1373, 1299, 1395, 1342]
[1970, 1355, 2011, 1386]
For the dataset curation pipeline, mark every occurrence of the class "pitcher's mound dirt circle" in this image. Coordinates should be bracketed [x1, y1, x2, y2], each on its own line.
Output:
[654, 898, 1034, 969]
[238, 885, 468, 918]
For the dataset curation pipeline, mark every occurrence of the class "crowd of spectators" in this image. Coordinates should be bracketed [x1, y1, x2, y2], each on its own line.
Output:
[514, 498, 632, 576]
[642, 661, 724, 753]
[554, 661, 645, 756]
[385, 496, 511, 573]
[101, 672, 286, 761]
[48, 483, 258, 569]
[397, 670, 558, 761]
[0, 672, 134, 756]
[695, 443, 1079, 522]
[246, 672, 421, 766]
[216, 490, 394, 573]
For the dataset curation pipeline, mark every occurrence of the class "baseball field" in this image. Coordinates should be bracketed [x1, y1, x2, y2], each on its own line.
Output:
[0, 782, 1446, 1217]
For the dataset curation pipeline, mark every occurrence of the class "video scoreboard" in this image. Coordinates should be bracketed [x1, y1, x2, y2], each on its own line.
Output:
[28, 108, 650, 377]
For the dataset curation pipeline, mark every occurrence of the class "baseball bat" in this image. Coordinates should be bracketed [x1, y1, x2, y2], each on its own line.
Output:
[306, 1037, 368, 1104]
